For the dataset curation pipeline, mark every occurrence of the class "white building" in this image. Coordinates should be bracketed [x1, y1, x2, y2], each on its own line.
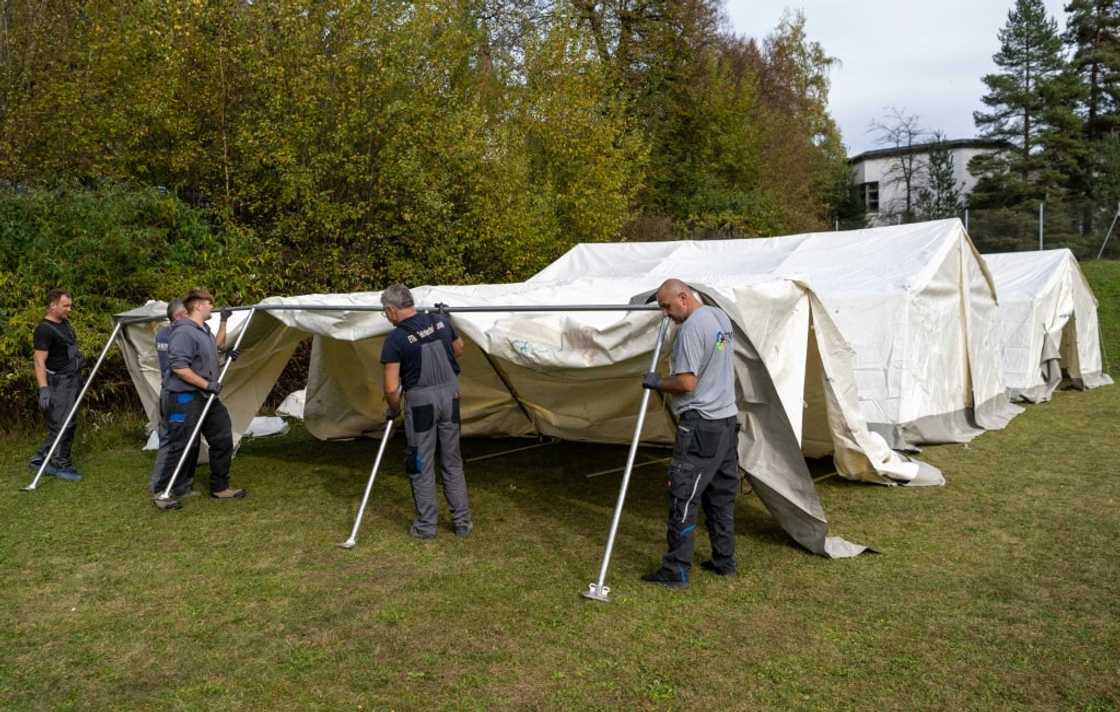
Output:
[849, 139, 1006, 225]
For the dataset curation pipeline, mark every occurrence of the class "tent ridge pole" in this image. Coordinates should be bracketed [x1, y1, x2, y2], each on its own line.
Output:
[22, 321, 124, 492]
[581, 316, 671, 603]
[118, 302, 662, 326]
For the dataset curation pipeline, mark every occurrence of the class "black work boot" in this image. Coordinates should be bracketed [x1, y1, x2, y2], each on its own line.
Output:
[640, 566, 688, 589]
[700, 559, 737, 577]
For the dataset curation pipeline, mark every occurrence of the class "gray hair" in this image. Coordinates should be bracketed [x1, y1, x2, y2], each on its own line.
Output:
[166, 298, 186, 321]
[380, 283, 414, 309]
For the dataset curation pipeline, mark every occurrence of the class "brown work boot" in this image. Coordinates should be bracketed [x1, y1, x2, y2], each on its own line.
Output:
[210, 488, 247, 499]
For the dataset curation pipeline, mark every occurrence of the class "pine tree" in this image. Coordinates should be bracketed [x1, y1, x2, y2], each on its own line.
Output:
[915, 133, 964, 220]
[1063, 0, 1120, 204]
[1065, 0, 1120, 141]
[971, 0, 1068, 205]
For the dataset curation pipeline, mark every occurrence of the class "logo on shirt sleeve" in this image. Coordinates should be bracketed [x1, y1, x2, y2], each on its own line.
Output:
[715, 331, 732, 351]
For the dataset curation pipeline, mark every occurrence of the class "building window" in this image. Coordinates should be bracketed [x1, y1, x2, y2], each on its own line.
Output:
[858, 181, 879, 213]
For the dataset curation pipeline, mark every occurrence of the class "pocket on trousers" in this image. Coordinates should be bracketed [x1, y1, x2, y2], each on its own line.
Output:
[451, 399, 461, 424]
[410, 404, 435, 433]
[686, 424, 720, 458]
[667, 460, 698, 500]
[405, 446, 422, 474]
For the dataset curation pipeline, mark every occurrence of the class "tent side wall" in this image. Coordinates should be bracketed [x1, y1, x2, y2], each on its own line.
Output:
[1067, 256, 1114, 389]
[119, 310, 305, 450]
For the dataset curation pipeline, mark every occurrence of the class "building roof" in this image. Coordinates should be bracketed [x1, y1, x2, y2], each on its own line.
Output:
[848, 138, 1010, 165]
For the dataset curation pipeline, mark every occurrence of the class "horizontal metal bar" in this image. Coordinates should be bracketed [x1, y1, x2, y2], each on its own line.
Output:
[115, 302, 660, 325]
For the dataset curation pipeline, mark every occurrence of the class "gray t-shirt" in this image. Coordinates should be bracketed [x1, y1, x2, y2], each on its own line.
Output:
[670, 305, 737, 419]
[166, 319, 219, 392]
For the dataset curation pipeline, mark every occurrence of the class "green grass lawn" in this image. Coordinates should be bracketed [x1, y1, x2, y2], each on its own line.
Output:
[1, 263, 1118, 711]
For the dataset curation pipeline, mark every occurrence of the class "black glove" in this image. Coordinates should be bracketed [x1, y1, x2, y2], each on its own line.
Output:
[220, 308, 233, 322]
[204, 380, 222, 395]
[38, 386, 51, 411]
[433, 302, 450, 315]
[226, 348, 240, 361]
[641, 372, 661, 390]
[385, 406, 401, 421]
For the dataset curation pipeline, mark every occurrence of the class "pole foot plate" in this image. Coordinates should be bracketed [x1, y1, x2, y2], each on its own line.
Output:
[580, 583, 611, 602]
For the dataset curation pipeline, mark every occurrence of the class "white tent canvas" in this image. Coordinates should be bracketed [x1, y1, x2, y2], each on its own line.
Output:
[531, 219, 1022, 450]
[983, 249, 1113, 402]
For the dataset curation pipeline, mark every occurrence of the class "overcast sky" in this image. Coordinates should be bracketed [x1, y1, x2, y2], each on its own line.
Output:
[723, 1, 1069, 155]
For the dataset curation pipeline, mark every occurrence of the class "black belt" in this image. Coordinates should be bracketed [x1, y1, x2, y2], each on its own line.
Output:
[678, 409, 737, 424]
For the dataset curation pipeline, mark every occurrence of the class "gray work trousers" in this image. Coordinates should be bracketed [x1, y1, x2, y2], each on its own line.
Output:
[33, 370, 81, 468]
[662, 412, 739, 578]
[148, 389, 198, 494]
[404, 382, 471, 536]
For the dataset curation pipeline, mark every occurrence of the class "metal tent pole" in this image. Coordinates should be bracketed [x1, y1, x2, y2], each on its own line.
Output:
[23, 322, 124, 492]
[1096, 202, 1120, 260]
[337, 419, 395, 549]
[156, 308, 257, 503]
[1040, 201, 1045, 250]
[581, 316, 671, 603]
[115, 302, 662, 327]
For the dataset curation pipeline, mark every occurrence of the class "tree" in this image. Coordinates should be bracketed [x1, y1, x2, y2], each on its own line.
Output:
[869, 107, 927, 221]
[1064, 0, 1120, 142]
[1063, 0, 1120, 204]
[971, 0, 1068, 205]
[914, 133, 965, 220]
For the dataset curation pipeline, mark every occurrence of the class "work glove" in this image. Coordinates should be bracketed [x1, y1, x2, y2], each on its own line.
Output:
[385, 406, 401, 421]
[433, 302, 450, 315]
[38, 386, 51, 411]
[204, 380, 223, 395]
[226, 348, 240, 361]
[641, 372, 661, 390]
[220, 308, 233, 322]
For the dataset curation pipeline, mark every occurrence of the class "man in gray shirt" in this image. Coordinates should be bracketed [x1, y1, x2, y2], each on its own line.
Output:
[152, 287, 243, 509]
[639, 278, 739, 588]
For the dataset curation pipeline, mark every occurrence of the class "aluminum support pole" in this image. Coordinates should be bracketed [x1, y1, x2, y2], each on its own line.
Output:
[116, 302, 662, 326]
[581, 317, 671, 603]
[1040, 202, 1045, 251]
[156, 308, 257, 503]
[1096, 203, 1120, 260]
[337, 419, 395, 549]
[23, 322, 123, 492]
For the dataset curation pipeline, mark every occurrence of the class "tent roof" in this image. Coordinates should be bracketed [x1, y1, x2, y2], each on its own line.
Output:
[530, 219, 995, 300]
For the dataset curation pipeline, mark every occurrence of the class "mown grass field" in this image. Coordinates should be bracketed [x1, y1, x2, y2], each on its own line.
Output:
[2, 263, 1118, 711]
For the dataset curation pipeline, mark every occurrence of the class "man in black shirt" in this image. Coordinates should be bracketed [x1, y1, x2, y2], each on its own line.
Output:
[380, 284, 473, 538]
[31, 288, 84, 481]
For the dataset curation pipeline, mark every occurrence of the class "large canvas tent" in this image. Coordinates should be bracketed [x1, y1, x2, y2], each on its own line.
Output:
[117, 273, 948, 561]
[983, 249, 1113, 402]
[531, 219, 1022, 450]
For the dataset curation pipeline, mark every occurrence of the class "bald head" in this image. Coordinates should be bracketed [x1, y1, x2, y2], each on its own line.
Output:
[655, 278, 702, 324]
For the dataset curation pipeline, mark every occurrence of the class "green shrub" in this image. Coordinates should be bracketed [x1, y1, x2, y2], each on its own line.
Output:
[0, 180, 267, 422]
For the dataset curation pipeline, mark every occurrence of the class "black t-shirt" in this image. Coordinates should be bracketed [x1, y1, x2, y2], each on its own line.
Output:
[379, 314, 460, 391]
[33, 319, 77, 373]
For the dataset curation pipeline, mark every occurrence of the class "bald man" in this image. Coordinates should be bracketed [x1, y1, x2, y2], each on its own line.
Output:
[639, 279, 739, 588]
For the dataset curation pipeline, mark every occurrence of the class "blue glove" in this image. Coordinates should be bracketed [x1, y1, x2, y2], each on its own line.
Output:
[641, 372, 660, 390]
[38, 386, 51, 411]
[204, 380, 222, 395]
[385, 406, 401, 420]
